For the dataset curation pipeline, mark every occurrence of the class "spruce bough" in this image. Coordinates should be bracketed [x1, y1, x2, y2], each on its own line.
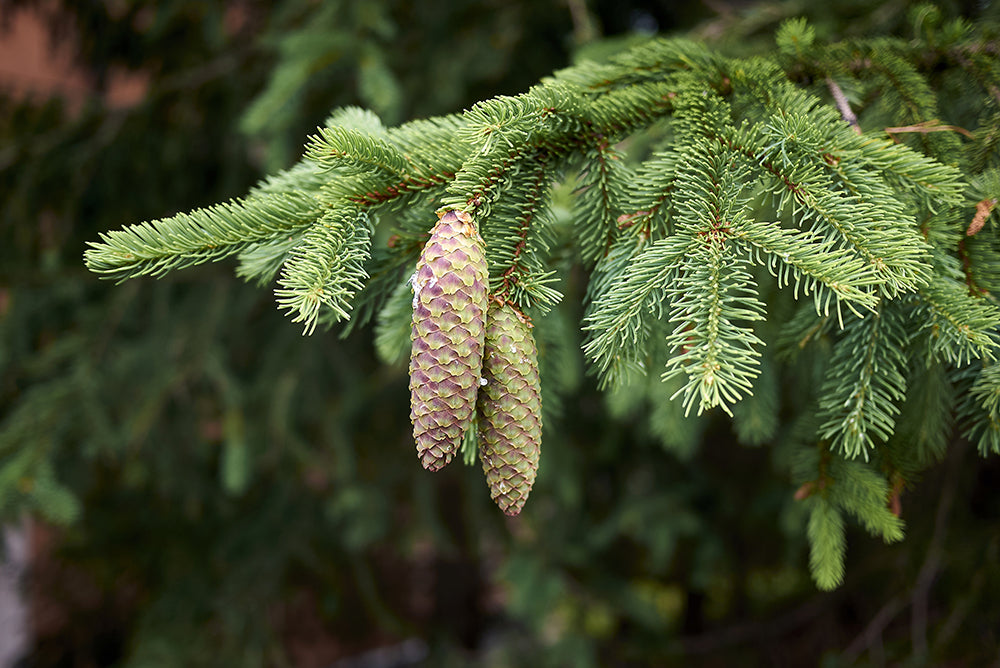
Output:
[85, 19, 1000, 587]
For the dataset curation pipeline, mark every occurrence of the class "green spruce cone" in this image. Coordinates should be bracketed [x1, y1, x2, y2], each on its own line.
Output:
[409, 210, 488, 471]
[478, 301, 542, 515]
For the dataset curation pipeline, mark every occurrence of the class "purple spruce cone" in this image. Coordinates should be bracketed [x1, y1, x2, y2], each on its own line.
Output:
[478, 300, 542, 515]
[409, 210, 488, 471]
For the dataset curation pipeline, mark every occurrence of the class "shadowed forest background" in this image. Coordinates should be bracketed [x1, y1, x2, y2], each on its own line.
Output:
[2, 0, 999, 665]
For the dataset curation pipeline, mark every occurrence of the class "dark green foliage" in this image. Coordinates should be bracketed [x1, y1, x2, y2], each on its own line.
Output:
[5, 0, 1000, 665]
[81, 0, 1000, 596]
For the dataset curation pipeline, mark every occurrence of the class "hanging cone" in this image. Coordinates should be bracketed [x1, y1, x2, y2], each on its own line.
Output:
[409, 210, 488, 471]
[478, 300, 542, 515]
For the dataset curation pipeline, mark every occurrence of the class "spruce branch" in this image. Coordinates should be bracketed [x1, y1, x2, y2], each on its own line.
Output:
[235, 233, 304, 286]
[251, 157, 331, 196]
[439, 100, 550, 216]
[960, 362, 1000, 455]
[795, 443, 904, 590]
[439, 79, 678, 222]
[334, 114, 468, 208]
[716, 118, 933, 298]
[827, 458, 905, 543]
[572, 139, 627, 267]
[844, 134, 965, 211]
[817, 301, 910, 460]
[616, 148, 683, 241]
[832, 39, 940, 127]
[733, 219, 880, 316]
[305, 125, 411, 177]
[552, 37, 718, 92]
[887, 360, 954, 468]
[916, 279, 999, 365]
[775, 302, 834, 361]
[274, 208, 371, 334]
[580, 80, 679, 135]
[383, 113, 469, 178]
[374, 278, 417, 366]
[659, 146, 765, 415]
[583, 235, 692, 386]
[663, 247, 765, 416]
[731, 353, 780, 445]
[806, 495, 847, 591]
[481, 157, 563, 311]
[84, 191, 323, 281]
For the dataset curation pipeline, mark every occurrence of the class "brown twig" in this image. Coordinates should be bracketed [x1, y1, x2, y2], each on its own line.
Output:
[884, 120, 975, 141]
[826, 77, 861, 135]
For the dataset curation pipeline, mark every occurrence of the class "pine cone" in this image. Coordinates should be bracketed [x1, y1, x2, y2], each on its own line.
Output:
[409, 210, 488, 471]
[478, 301, 542, 515]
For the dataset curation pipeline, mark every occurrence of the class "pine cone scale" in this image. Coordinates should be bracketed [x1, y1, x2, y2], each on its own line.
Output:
[409, 210, 487, 471]
[478, 301, 543, 515]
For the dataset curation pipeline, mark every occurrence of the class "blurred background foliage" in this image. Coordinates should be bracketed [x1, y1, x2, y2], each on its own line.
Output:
[1, 0, 998, 665]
